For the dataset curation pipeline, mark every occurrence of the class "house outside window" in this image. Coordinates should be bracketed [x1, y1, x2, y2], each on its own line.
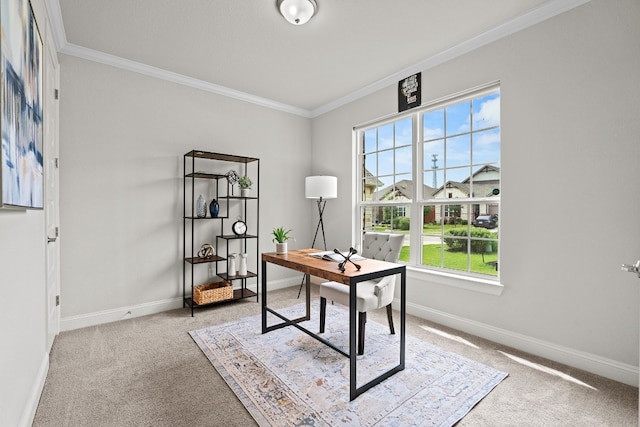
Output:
[357, 83, 500, 279]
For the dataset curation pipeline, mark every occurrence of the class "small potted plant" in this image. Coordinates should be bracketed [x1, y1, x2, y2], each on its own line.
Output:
[272, 226, 292, 254]
[238, 175, 252, 197]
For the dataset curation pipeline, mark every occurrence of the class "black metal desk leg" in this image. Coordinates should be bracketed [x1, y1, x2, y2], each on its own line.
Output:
[261, 259, 267, 333]
[349, 279, 357, 400]
[305, 273, 311, 321]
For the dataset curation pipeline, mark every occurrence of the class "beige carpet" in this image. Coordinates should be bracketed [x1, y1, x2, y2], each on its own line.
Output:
[34, 285, 638, 426]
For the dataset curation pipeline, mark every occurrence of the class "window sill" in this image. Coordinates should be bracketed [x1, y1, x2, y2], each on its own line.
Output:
[406, 266, 504, 296]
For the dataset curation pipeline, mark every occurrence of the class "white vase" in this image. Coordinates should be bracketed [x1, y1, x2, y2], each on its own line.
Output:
[241, 188, 250, 197]
[228, 254, 237, 277]
[196, 195, 206, 218]
[238, 253, 248, 276]
[276, 242, 287, 254]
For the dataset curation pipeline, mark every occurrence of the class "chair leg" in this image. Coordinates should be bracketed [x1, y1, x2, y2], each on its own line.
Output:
[386, 304, 395, 335]
[358, 312, 366, 355]
[319, 297, 327, 333]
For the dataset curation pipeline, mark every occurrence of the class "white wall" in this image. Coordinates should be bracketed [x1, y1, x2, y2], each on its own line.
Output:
[312, 0, 640, 383]
[0, 2, 56, 426]
[58, 56, 313, 322]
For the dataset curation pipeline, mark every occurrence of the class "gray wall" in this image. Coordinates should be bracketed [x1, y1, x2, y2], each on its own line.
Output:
[312, 0, 640, 380]
[58, 55, 313, 320]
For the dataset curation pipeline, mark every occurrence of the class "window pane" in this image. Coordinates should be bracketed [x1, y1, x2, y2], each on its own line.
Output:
[472, 128, 500, 165]
[470, 238, 498, 276]
[378, 150, 394, 176]
[472, 93, 500, 130]
[362, 206, 380, 231]
[423, 109, 444, 140]
[446, 101, 470, 136]
[423, 170, 443, 197]
[395, 118, 412, 147]
[364, 129, 377, 153]
[395, 145, 412, 175]
[422, 239, 443, 268]
[443, 243, 469, 272]
[364, 152, 377, 177]
[378, 124, 393, 150]
[446, 134, 470, 168]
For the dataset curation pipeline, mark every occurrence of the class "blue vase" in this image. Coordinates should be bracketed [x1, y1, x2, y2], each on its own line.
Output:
[209, 199, 219, 217]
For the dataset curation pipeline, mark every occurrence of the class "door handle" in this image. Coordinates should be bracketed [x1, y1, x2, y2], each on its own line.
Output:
[47, 236, 57, 243]
[621, 260, 640, 278]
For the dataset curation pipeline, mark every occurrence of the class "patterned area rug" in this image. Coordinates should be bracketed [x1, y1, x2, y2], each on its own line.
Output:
[189, 304, 507, 426]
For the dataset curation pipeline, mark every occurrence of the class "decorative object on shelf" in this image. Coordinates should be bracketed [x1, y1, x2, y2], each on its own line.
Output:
[277, 0, 318, 25]
[239, 175, 252, 197]
[332, 247, 362, 272]
[209, 198, 219, 217]
[272, 226, 292, 254]
[238, 253, 248, 276]
[196, 195, 207, 218]
[228, 253, 237, 278]
[298, 175, 337, 297]
[226, 170, 240, 195]
[198, 243, 215, 259]
[232, 217, 247, 236]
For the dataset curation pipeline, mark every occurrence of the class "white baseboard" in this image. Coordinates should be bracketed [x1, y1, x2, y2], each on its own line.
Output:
[59, 278, 636, 387]
[60, 276, 302, 332]
[61, 297, 184, 331]
[402, 300, 639, 387]
[19, 352, 49, 427]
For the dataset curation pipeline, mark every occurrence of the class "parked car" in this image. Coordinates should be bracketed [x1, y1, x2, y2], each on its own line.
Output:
[472, 214, 498, 229]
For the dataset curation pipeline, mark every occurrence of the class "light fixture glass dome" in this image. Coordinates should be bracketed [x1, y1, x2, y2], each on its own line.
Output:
[277, 0, 318, 25]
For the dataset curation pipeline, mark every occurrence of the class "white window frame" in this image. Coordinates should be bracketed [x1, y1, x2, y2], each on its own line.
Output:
[354, 82, 503, 295]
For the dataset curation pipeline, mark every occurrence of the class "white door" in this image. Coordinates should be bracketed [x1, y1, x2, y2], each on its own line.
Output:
[44, 29, 60, 352]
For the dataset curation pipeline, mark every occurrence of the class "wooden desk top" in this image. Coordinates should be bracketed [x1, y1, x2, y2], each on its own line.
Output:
[262, 248, 403, 285]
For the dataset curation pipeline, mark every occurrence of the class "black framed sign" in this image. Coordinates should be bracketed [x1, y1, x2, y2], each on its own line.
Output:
[398, 72, 421, 112]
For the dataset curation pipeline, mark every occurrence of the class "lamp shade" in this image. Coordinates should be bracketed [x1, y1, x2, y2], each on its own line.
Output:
[277, 0, 318, 25]
[305, 176, 337, 199]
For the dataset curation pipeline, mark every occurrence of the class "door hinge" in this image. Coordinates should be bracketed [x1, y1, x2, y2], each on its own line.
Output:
[55, 158, 59, 168]
[55, 295, 60, 306]
[54, 89, 59, 100]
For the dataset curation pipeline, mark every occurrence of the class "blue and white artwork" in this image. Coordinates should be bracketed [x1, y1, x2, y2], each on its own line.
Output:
[1, 0, 43, 209]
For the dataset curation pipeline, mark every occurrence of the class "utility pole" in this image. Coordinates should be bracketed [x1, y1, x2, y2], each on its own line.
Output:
[431, 154, 438, 188]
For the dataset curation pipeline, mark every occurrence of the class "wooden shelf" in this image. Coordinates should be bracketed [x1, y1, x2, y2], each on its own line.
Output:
[184, 288, 258, 308]
[185, 255, 224, 264]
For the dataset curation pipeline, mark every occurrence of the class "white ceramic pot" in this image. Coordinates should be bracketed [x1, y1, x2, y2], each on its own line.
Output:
[276, 242, 287, 254]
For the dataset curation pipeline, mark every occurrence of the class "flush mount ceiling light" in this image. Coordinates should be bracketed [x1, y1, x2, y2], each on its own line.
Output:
[277, 0, 318, 25]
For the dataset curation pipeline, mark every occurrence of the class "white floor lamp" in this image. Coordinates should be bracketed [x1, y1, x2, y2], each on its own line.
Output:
[297, 175, 337, 298]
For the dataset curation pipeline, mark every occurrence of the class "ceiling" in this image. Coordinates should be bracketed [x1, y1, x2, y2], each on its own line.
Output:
[51, 0, 587, 117]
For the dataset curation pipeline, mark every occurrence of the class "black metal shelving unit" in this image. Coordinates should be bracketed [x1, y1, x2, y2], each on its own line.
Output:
[183, 150, 260, 316]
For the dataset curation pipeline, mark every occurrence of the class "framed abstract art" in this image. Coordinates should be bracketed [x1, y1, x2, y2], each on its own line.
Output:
[1, 0, 43, 209]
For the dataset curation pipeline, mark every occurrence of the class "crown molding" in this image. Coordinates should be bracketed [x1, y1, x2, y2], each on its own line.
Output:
[58, 43, 313, 117]
[44, 0, 590, 119]
[310, 0, 591, 117]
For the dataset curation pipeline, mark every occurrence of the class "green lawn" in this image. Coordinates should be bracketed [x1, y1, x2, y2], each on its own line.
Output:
[399, 244, 498, 276]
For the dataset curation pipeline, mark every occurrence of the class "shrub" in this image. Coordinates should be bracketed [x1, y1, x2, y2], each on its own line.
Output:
[393, 216, 411, 230]
[444, 228, 498, 253]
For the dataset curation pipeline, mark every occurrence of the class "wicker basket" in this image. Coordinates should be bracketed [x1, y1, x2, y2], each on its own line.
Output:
[193, 281, 233, 305]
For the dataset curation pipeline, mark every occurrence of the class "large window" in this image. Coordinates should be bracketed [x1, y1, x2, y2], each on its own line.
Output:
[357, 83, 500, 279]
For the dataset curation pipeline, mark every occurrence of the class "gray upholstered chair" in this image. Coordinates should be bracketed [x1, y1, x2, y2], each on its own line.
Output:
[319, 232, 404, 355]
